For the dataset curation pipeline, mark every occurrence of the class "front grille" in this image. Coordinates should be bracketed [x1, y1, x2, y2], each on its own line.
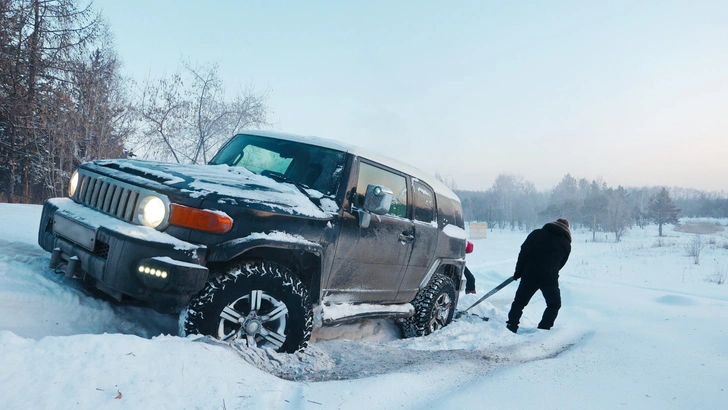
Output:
[75, 172, 141, 223]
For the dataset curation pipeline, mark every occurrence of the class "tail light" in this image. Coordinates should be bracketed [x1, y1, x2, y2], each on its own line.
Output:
[466, 241, 474, 254]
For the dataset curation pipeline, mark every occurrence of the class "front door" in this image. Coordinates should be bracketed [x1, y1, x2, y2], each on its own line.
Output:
[325, 160, 413, 303]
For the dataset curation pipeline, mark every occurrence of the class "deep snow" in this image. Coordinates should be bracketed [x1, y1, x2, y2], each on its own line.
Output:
[1, 203, 727, 409]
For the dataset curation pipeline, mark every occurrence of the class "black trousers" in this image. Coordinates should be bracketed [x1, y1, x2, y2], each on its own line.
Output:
[507, 279, 561, 329]
[464, 266, 475, 292]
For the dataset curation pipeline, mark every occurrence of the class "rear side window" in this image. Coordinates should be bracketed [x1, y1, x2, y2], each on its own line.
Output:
[355, 162, 407, 218]
[413, 180, 436, 223]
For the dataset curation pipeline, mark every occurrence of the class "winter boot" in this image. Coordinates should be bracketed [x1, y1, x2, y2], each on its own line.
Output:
[506, 323, 518, 334]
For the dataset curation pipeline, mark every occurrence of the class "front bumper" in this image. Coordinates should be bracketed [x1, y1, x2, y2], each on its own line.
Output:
[38, 198, 209, 312]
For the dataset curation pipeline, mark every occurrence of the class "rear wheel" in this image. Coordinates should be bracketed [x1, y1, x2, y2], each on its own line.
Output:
[181, 260, 312, 353]
[400, 273, 456, 338]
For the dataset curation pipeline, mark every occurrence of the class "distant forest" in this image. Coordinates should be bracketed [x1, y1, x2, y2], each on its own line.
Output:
[0, 0, 269, 204]
[2, 0, 725, 239]
[454, 173, 728, 241]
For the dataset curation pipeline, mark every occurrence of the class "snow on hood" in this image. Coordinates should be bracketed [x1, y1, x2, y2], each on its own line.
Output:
[94, 159, 333, 218]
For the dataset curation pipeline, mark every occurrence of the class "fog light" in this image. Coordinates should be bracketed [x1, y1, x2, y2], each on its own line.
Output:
[137, 264, 171, 281]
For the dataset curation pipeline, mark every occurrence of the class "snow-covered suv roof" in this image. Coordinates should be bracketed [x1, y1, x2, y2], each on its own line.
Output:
[243, 130, 460, 202]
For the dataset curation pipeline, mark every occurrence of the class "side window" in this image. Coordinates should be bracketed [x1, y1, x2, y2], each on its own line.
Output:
[413, 180, 435, 223]
[356, 162, 407, 218]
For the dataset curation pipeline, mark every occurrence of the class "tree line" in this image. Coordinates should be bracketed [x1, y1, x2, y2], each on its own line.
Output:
[456, 173, 725, 242]
[0, 0, 269, 204]
[2, 1, 724, 229]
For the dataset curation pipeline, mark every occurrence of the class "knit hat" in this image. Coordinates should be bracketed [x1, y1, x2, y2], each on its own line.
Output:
[556, 218, 570, 229]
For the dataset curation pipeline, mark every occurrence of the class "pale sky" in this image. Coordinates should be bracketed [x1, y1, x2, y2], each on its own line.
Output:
[96, 0, 728, 192]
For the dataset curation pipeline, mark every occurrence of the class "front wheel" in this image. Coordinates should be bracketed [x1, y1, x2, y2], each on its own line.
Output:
[181, 261, 313, 353]
[400, 273, 456, 338]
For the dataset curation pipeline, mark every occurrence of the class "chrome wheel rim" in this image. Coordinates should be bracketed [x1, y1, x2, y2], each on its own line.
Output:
[428, 292, 452, 333]
[217, 290, 289, 350]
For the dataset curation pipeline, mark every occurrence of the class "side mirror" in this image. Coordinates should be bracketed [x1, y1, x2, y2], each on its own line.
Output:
[358, 184, 393, 228]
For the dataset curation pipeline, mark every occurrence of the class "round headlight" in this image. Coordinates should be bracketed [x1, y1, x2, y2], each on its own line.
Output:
[138, 196, 167, 228]
[68, 170, 79, 197]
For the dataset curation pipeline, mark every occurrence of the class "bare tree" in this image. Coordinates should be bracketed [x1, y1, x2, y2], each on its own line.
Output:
[435, 172, 458, 190]
[132, 60, 270, 164]
[685, 235, 704, 265]
[134, 72, 187, 163]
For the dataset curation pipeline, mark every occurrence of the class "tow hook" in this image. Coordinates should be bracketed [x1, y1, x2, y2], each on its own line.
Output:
[50, 248, 80, 278]
[49, 247, 62, 269]
[64, 256, 80, 278]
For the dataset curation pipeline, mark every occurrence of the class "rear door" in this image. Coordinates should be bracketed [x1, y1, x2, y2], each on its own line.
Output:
[397, 179, 439, 301]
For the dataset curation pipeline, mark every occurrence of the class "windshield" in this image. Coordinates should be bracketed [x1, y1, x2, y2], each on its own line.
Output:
[210, 134, 346, 196]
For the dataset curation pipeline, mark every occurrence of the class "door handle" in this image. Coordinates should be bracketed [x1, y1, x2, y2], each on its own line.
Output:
[398, 233, 415, 243]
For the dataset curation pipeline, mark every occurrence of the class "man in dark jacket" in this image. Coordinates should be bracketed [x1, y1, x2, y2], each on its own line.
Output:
[506, 218, 572, 334]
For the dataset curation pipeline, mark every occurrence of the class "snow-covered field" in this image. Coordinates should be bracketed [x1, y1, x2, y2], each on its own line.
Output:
[1, 203, 727, 409]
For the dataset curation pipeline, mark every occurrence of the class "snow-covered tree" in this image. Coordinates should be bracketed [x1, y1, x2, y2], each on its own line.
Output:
[605, 186, 632, 242]
[581, 180, 608, 242]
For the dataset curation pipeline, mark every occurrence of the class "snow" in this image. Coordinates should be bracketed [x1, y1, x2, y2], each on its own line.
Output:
[95, 160, 334, 218]
[224, 231, 319, 248]
[443, 223, 467, 239]
[151, 256, 205, 269]
[1, 203, 728, 409]
[322, 303, 414, 322]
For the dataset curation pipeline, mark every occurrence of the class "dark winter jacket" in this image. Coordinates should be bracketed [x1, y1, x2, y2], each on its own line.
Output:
[513, 222, 572, 285]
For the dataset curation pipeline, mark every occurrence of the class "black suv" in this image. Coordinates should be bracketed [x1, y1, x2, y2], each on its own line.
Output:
[38, 131, 467, 352]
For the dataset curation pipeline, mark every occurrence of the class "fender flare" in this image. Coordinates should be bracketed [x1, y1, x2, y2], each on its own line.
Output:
[207, 237, 324, 263]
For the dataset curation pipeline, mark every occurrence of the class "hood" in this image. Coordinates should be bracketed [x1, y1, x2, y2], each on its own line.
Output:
[543, 221, 572, 243]
[91, 159, 335, 218]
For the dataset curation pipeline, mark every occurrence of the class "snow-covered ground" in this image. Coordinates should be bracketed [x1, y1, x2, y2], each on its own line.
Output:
[1, 203, 727, 409]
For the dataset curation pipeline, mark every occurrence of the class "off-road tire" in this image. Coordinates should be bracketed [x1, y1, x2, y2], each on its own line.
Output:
[180, 260, 313, 353]
[400, 273, 456, 338]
